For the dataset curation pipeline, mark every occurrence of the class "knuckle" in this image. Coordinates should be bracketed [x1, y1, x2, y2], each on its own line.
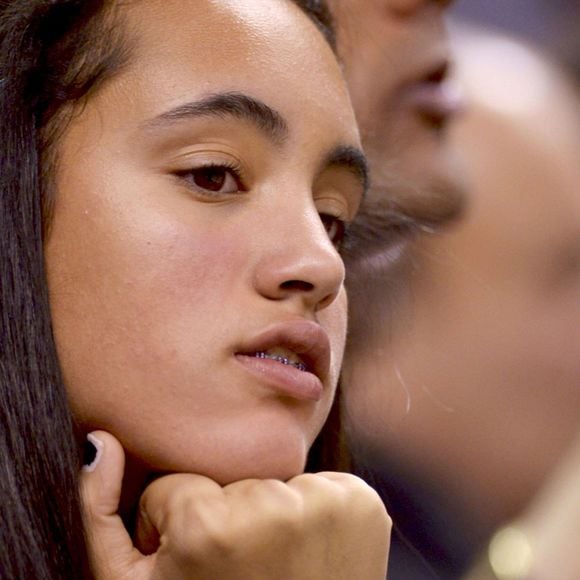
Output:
[249, 480, 304, 530]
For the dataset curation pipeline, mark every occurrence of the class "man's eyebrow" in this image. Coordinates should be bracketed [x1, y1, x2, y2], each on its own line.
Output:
[324, 145, 370, 197]
[142, 91, 289, 144]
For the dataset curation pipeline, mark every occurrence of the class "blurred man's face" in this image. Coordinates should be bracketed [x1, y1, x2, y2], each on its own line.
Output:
[335, 0, 465, 254]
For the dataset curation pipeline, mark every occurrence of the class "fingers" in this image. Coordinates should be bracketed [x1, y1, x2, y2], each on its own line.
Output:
[290, 471, 391, 525]
[81, 431, 124, 520]
[137, 471, 391, 578]
[288, 472, 392, 579]
[81, 430, 148, 579]
[136, 473, 225, 557]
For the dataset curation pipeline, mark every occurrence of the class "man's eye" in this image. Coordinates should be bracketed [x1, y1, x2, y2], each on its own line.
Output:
[320, 213, 347, 249]
[179, 164, 243, 195]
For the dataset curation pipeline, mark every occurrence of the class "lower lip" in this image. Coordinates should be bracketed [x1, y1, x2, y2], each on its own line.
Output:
[408, 79, 465, 121]
[235, 354, 324, 402]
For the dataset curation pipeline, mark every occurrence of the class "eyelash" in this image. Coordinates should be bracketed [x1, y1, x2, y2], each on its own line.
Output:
[175, 160, 246, 196]
[320, 213, 351, 251]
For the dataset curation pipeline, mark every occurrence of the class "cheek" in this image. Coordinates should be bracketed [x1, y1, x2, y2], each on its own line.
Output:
[321, 287, 348, 386]
[45, 192, 248, 421]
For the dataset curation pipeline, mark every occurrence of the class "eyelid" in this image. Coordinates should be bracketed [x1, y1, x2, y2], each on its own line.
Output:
[314, 191, 353, 252]
[173, 147, 245, 169]
[315, 192, 352, 222]
[314, 170, 363, 223]
[170, 150, 249, 193]
[319, 212, 350, 252]
[175, 158, 245, 180]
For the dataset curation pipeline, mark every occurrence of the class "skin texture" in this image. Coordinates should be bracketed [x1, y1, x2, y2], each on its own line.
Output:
[344, 26, 580, 547]
[46, 0, 365, 490]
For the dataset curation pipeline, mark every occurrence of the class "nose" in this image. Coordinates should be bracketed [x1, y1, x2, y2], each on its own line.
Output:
[386, 0, 454, 16]
[252, 210, 345, 312]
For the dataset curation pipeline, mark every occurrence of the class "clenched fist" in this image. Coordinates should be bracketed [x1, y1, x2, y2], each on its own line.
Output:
[82, 431, 391, 579]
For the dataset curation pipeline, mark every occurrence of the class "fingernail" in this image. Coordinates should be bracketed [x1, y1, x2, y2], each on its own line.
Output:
[83, 433, 104, 472]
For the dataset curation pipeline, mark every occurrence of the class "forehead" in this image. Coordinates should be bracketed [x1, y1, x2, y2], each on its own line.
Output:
[110, 0, 357, 139]
[124, 0, 307, 60]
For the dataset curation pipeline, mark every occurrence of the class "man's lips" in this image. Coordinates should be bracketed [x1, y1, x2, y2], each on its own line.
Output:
[405, 61, 466, 127]
[236, 320, 331, 384]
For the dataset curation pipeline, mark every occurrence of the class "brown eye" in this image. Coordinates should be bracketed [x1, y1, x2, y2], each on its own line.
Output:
[320, 213, 347, 249]
[179, 164, 243, 195]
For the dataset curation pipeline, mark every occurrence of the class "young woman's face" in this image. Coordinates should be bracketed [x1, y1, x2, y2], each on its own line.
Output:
[45, 0, 365, 484]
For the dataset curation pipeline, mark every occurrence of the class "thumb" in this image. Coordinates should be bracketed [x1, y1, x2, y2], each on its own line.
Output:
[81, 430, 150, 579]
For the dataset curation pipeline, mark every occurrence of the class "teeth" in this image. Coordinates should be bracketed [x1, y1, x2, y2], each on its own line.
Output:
[265, 347, 303, 365]
[254, 350, 307, 372]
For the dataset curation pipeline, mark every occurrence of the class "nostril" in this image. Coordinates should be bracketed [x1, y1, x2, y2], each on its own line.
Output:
[280, 280, 315, 292]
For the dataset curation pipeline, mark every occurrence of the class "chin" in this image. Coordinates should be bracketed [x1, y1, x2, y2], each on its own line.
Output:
[130, 429, 313, 486]
[116, 404, 325, 486]
[201, 440, 310, 486]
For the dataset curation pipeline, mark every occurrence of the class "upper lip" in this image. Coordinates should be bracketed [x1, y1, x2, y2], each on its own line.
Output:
[236, 320, 331, 383]
[408, 60, 458, 106]
[391, 52, 464, 127]
[402, 43, 451, 88]
[419, 60, 450, 86]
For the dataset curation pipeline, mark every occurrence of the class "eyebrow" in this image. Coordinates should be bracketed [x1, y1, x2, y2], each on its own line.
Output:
[324, 145, 370, 198]
[143, 91, 289, 144]
[144, 91, 369, 195]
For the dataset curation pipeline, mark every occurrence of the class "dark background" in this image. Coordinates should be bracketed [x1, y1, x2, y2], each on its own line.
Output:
[451, 0, 580, 78]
